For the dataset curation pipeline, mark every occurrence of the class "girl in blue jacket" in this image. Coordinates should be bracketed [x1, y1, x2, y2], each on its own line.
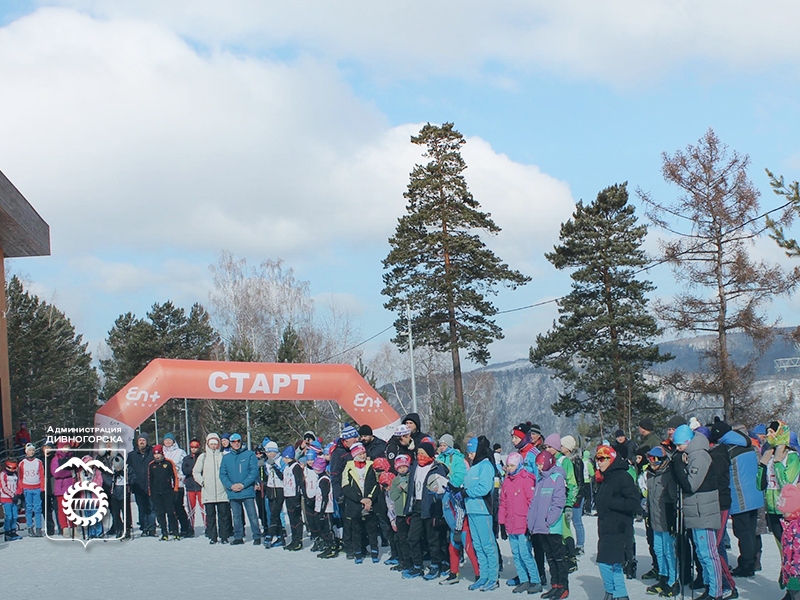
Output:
[465, 436, 501, 592]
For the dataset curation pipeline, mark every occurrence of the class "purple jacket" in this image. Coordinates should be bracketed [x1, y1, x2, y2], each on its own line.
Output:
[51, 451, 76, 496]
[499, 468, 536, 535]
[526, 464, 566, 535]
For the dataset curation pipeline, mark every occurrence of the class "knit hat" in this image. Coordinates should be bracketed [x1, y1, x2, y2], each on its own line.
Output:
[189, 439, 201, 449]
[394, 454, 411, 470]
[536, 450, 555, 472]
[512, 423, 531, 439]
[303, 430, 316, 441]
[324, 442, 336, 456]
[639, 417, 655, 432]
[136, 432, 150, 443]
[394, 424, 412, 437]
[312, 456, 328, 473]
[373, 457, 391, 472]
[163, 432, 175, 441]
[778, 483, 800, 520]
[751, 424, 767, 436]
[688, 417, 701, 431]
[709, 421, 732, 444]
[379, 472, 395, 487]
[673, 424, 694, 445]
[358, 424, 373, 437]
[695, 426, 711, 440]
[595, 445, 617, 463]
[544, 433, 562, 452]
[25, 443, 36, 453]
[648, 446, 667, 465]
[438, 434, 455, 448]
[667, 415, 687, 430]
[282, 446, 295, 460]
[229, 433, 242, 442]
[614, 429, 625, 439]
[265, 441, 279, 453]
[349, 442, 366, 459]
[506, 452, 523, 470]
[341, 423, 359, 440]
[305, 449, 318, 462]
[221, 433, 231, 440]
[417, 440, 435, 458]
[153, 444, 164, 455]
[561, 435, 577, 453]
[466, 437, 479, 453]
[262, 436, 271, 447]
[529, 423, 542, 438]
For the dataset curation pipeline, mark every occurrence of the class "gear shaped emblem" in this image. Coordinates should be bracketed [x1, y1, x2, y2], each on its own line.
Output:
[62, 481, 109, 527]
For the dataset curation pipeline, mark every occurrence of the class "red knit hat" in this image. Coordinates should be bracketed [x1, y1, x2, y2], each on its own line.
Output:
[778, 484, 800, 520]
[153, 444, 164, 455]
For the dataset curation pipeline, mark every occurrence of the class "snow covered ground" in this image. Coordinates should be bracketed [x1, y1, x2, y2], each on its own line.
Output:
[1, 515, 783, 600]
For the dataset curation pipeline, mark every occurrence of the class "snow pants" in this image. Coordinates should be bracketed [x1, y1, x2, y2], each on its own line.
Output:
[598, 562, 627, 598]
[205, 501, 232, 542]
[716, 510, 737, 593]
[395, 515, 413, 569]
[407, 510, 445, 569]
[509, 533, 541, 584]
[186, 490, 205, 527]
[23, 489, 42, 529]
[653, 530, 677, 586]
[151, 491, 177, 536]
[469, 513, 499, 582]
[731, 509, 758, 574]
[349, 511, 379, 558]
[267, 488, 285, 539]
[538, 532, 569, 588]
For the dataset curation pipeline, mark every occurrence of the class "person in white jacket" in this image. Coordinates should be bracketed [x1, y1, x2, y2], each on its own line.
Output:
[192, 433, 232, 544]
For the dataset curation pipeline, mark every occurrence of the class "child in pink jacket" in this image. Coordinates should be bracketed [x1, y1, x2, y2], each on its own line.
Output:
[499, 452, 542, 593]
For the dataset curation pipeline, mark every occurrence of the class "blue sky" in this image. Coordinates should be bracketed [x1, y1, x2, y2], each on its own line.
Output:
[1, 1, 799, 371]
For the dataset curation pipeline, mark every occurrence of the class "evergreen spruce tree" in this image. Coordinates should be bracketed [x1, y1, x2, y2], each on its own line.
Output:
[430, 384, 467, 450]
[6, 275, 99, 437]
[382, 122, 530, 410]
[530, 183, 671, 433]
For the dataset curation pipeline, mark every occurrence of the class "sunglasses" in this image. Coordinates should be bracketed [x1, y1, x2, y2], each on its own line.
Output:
[596, 456, 611, 463]
[230, 439, 242, 444]
[648, 455, 665, 462]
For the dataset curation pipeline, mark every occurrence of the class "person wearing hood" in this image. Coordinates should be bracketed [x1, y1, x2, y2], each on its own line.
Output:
[220, 433, 232, 454]
[757, 420, 800, 552]
[192, 433, 232, 544]
[162, 433, 192, 537]
[182, 439, 204, 532]
[500, 451, 542, 594]
[128, 432, 156, 537]
[220, 433, 262, 545]
[644, 446, 679, 597]
[527, 450, 569, 599]
[511, 423, 540, 474]
[404, 438, 450, 581]
[673, 424, 724, 600]
[594, 445, 640, 600]
[402, 412, 429, 448]
[465, 436, 501, 591]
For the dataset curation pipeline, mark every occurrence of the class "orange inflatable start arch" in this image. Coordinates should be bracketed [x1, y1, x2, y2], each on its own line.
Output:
[95, 359, 401, 450]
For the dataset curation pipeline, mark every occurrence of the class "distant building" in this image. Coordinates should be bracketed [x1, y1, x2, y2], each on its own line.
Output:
[0, 169, 50, 445]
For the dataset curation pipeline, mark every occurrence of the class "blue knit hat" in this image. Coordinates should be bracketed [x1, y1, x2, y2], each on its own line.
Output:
[164, 432, 175, 441]
[341, 423, 359, 440]
[282, 446, 295, 460]
[230, 433, 242, 442]
[466, 437, 479, 453]
[752, 424, 767, 436]
[673, 424, 694, 445]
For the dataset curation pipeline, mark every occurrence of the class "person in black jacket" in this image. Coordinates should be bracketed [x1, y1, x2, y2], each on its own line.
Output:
[129, 433, 156, 536]
[330, 423, 358, 557]
[707, 428, 738, 598]
[386, 424, 415, 465]
[182, 439, 203, 534]
[402, 412, 431, 448]
[359, 425, 388, 460]
[148, 444, 180, 541]
[595, 444, 641, 600]
[342, 442, 381, 564]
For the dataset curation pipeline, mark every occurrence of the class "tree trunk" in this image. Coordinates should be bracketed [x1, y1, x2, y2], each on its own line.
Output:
[715, 236, 732, 421]
[449, 305, 465, 411]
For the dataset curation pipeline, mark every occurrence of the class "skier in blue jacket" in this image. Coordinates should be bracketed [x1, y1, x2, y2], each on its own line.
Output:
[219, 433, 262, 545]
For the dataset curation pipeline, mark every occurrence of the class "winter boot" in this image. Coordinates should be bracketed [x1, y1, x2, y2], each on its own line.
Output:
[526, 583, 543, 594]
[439, 572, 459, 585]
[371, 550, 380, 564]
[423, 565, 441, 580]
[468, 578, 488, 591]
[642, 566, 660, 580]
[659, 582, 680, 598]
[480, 580, 500, 592]
[513, 582, 531, 593]
[317, 544, 339, 559]
[403, 566, 423, 579]
[269, 536, 284, 548]
[647, 577, 668, 595]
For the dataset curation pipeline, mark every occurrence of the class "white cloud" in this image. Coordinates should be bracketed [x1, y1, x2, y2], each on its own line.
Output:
[34, 1, 800, 86]
[0, 8, 573, 267]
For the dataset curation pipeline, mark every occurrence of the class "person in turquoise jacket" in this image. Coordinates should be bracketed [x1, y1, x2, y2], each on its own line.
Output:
[219, 433, 262, 544]
[465, 436, 500, 592]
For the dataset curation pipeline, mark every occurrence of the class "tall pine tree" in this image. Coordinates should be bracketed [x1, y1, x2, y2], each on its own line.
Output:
[6, 275, 99, 438]
[530, 183, 671, 433]
[382, 122, 529, 410]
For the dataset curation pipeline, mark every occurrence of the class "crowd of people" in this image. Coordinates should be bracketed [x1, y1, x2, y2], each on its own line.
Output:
[2, 413, 800, 600]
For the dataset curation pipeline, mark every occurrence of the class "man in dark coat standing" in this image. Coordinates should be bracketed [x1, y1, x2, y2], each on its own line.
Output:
[129, 432, 156, 536]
